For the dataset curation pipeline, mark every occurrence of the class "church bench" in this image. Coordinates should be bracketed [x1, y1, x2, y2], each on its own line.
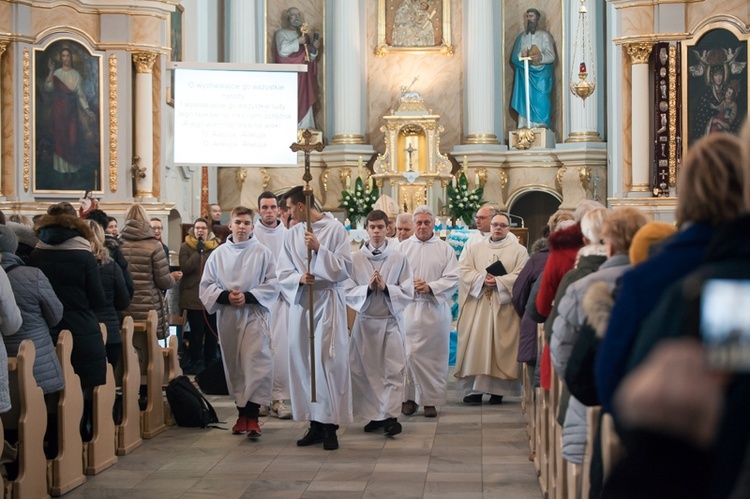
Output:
[83, 325, 117, 475]
[47, 330, 85, 496]
[581, 406, 601, 499]
[132, 310, 167, 439]
[3, 340, 49, 499]
[600, 412, 624, 483]
[115, 317, 142, 456]
[162, 335, 182, 426]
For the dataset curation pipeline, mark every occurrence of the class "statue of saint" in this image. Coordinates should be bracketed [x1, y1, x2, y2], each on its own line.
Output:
[510, 8, 556, 129]
[273, 7, 321, 130]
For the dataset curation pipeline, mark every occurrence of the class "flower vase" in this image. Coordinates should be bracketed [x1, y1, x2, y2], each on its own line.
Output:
[356, 218, 365, 231]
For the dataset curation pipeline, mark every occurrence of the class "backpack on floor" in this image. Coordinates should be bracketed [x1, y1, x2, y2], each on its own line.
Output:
[165, 375, 220, 428]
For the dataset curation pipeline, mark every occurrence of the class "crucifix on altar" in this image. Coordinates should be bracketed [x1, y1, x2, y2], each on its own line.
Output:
[404, 143, 417, 172]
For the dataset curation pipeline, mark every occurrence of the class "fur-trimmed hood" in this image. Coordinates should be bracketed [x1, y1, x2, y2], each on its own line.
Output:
[35, 213, 93, 244]
[6, 221, 38, 249]
[530, 238, 548, 255]
[548, 223, 584, 251]
[582, 280, 614, 339]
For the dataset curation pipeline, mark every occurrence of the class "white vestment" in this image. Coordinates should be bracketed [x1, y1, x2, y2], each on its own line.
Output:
[277, 213, 353, 424]
[345, 241, 414, 421]
[398, 234, 460, 406]
[454, 235, 529, 397]
[199, 235, 279, 408]
[254, 221, 291, 400]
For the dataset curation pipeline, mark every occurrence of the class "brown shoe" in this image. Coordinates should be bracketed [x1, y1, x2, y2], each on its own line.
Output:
[424, 406, 437, 418]
[401, 400, 418, 416]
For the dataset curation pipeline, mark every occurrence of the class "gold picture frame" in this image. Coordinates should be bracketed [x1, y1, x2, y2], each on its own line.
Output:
[375, 0, 453, 57]
[33, 39, 104, 194]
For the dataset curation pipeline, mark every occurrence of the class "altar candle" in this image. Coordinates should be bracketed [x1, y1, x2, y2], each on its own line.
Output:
[368, 176, 374, 191]
[451, 176, 456, 189]
[475, 173, 480, 187]
[463, 155, 468, 171]
[346, 175, 351, 190]
[358, 156, 363, 179]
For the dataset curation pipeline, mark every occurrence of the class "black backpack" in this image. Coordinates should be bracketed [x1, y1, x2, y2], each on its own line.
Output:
[165, 375, 220, 428]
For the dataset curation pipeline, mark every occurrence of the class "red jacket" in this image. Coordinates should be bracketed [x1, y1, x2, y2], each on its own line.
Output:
[535, 223, 584, 318]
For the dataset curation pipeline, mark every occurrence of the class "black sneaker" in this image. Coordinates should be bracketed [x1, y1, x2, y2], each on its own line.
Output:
[384, 418, 402, 436]
[463, 393, 483, 405]
[296, 422, 324, 446]
[488, 395, 504, 405]
[364, 420, 385, 433]
[323, 424, 339, 450]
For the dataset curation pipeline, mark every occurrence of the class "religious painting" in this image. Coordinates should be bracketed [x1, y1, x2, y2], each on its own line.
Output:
[685, 27, 748, 147]
[375, 0, 453, 56]
[167, 4, 184, 106]
[33, 39, 102, 193]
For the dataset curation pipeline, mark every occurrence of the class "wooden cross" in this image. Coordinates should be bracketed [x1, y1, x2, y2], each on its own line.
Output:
[289, 129, 325, 402]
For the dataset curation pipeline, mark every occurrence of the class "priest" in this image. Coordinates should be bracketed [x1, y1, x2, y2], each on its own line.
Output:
[398, 205, 459, 418]
[345, 210, 413, 437]
[199, 206, 279, 438]
[277, 186, 353, 450]
[454, 213, 529, 404]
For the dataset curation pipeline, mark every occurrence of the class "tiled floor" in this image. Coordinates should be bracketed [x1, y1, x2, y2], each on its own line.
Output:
[66, 377, 541, 498]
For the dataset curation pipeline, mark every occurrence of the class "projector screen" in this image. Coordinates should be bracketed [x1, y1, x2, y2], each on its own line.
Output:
[172, 64, 302, 167]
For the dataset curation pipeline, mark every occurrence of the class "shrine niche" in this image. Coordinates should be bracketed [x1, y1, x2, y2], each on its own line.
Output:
[372, 87, 452, 214]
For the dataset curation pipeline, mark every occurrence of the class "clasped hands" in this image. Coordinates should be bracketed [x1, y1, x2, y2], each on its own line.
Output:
[228, 289, 246, 307]
[484, 273, 497, 289]
[369, 270, 386, 291]
[414, 278, 431, 295]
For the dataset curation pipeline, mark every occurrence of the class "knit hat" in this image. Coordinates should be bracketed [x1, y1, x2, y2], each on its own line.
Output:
[629, 221, 677, 265]
[0, 225, 19, 254]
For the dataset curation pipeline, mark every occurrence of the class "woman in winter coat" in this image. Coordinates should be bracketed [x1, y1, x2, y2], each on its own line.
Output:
[119, 204, 181, 339]
[88, 221, 131, 368]
[28, 204, 108, 389]
[0, 225, 64, 395]
[0, 265, 22, 414]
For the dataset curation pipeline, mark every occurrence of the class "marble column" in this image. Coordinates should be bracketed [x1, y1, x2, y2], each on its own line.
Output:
[132, 51, 158, 198]
[0, 41, 7, 197]
[626, 42, 652, 195]
[567, 0, 601, 142]
[464, 0, 498, 144]
[331, 0, 364, 144]
[226, 0, 256, 63]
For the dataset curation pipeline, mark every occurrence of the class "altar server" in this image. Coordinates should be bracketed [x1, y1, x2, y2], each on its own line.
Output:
[200, 206, 278, 438]
[345, 210, 413, 436]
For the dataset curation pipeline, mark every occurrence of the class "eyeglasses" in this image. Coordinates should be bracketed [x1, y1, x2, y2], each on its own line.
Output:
[490, 223, 510, 229]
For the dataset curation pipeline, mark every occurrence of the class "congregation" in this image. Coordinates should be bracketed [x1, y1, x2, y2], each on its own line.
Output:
[0, 125, 748, 497]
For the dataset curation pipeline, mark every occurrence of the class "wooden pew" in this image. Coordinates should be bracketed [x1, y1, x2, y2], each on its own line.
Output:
[601, 412, 624, 483]
[162, 335, 182, 426]
[3, 340, 50, 499]
[115, 317, 142, 455]
[582, 406, 601, 499]
[84, 326, 117, 475]
[132, 310, 167, 439]
[47, 331, 85, 496]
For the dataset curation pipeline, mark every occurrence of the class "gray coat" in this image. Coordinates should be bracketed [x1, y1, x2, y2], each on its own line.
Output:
[0, 263, 22, 413]
[1, 252, 65, 394]
[550, 253, 631, 463]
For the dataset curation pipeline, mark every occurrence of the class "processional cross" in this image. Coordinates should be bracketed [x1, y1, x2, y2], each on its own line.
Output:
[290, 129, 325, 402]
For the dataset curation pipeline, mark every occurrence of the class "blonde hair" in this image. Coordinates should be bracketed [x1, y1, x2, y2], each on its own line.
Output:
[676, 133, 745, 227]
[547, 210, 574, 233]
[87, 220, 111, 264]
[124, 203, 150, 225]
[601, 207, 650, 255]
[580, 208, 610, 244]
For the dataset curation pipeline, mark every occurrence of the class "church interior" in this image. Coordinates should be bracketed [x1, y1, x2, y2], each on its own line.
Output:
[0, 0, 748, 497]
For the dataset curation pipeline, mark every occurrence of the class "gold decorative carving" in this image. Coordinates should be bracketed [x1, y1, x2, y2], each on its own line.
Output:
[668, 45, 677, 187]
[0, 40, 8, 58]
[260, 168, 270, 190]
[23, 49, 30, 192]
[516, 128, 536, 150]
[330, 134, 364, 145]
[579, 167, 591, 191]
[339, 168, 351, 187]
[321, 166, 331, 192]
[132, 51, 157, 73]
[556, 167, 567, 188]
[465, 133, 499, 145]
[476, 168, 488, 188]
[499, 170, 509, 190]
[625, 42, 652, 65]
[236, 168, 248, 186]
[108, 54, 118, 193]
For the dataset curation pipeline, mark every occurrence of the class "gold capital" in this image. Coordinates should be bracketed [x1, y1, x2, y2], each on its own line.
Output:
[0, 40, 9, 58]
[625, 42, 652, 65]
[132, 51, 158, 73]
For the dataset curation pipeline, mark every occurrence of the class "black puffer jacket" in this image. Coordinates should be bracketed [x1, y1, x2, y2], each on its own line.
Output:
[28, 214, 107, 388]
[93, 259, 131, 345]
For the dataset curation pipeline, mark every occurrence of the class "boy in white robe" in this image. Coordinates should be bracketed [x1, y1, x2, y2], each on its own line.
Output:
[277, 186, 353, 451]
[253, 191, 292, 420]
[398, 205, 460, 418]
[344, 210, 414, 436]
[199, 206, 279, 438]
